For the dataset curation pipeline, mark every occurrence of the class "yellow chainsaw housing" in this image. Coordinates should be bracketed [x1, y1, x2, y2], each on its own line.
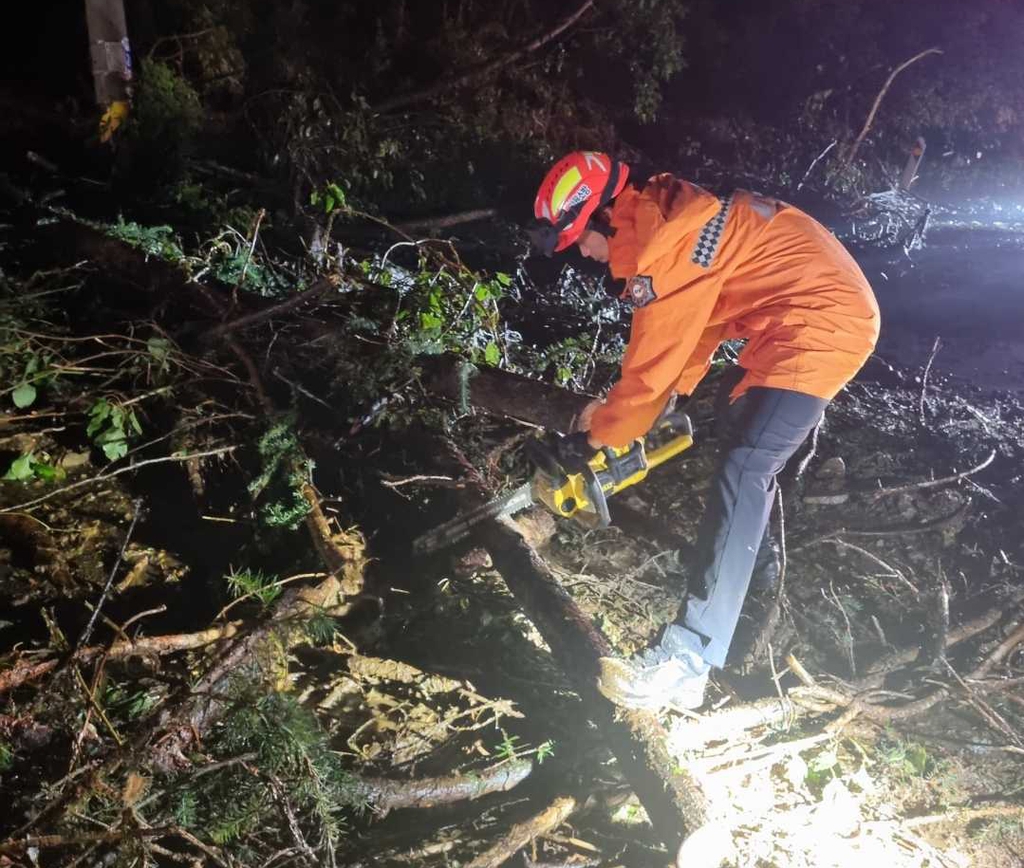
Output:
[533, 429, 694, 526]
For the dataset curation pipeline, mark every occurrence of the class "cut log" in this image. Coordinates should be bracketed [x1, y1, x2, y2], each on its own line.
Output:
[418, 354, 595, 433]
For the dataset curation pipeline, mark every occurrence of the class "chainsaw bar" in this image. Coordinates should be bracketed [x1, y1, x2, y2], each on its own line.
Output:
[412, 483, 534, 555]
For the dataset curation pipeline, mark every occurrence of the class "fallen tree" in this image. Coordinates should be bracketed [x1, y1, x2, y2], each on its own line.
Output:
[425, 436, 718, 858]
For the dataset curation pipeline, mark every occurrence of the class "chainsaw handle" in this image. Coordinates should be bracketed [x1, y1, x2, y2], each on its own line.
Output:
[581, 465, 611, 527]
[599, 441, 648, 485]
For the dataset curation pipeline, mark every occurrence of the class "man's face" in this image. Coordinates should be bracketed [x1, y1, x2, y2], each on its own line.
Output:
[576, 228, 609, 263]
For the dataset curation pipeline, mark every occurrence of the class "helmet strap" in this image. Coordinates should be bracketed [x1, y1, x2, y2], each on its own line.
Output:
[598, 159, 623, 209]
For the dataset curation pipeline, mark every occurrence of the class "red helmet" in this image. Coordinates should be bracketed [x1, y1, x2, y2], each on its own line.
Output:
[530, 151, 630, 255]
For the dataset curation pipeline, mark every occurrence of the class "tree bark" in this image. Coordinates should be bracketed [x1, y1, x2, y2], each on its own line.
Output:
[473, 512, 711, 849]
[466, 795, 579, 868]
[418, 354, 595, 433]
[418, 434, 711, 848]
[355, 757, 534, 815]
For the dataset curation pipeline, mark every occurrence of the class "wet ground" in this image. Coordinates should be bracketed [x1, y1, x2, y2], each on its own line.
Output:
[843, 200, 1024, 394]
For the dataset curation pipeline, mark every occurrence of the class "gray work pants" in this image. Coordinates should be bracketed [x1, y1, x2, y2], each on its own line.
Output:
[672, 368, 827, 668]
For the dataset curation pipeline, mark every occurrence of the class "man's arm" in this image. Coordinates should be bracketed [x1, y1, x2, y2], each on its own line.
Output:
[673, 324, 727, 399]
[589, 280, 722, 447]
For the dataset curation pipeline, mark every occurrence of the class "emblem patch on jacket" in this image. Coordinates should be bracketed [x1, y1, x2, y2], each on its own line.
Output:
[624, 275, 656, 308]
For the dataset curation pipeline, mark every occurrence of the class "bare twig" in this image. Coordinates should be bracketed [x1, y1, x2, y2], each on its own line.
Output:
[147, 28, 218, 59]
[0, 446, 235, 514]
[923, 575, 950, 668]
[0, 622, 242, 696]
[200, 276, 338, 340]
[380, 473, 456, 490]
[232, 208, 265, 308]
[856, 589, 1024, 689]
[814, 537, 919, 598]
[843, 48, 943, 167]
[944, 660, 1023, 747]
[919, 336, 942, 423]
[77, 500, 144, 648]
[776, 488, 788, 597]
[793, 499, 974, 550]
[796, 140, 838, 192]
[395, 208, 498, 232]
[214, 572, 327, 622]
[272, 367, 333, 409]
[0, 826, 177, 856]
[375, 0, 596, 113]
[827, 581, 857, 677]
[972, 620, 1024, 679]
[867, 450, 995, 501]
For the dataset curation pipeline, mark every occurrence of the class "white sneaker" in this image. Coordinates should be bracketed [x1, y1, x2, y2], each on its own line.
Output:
[597, 626, 711, 711]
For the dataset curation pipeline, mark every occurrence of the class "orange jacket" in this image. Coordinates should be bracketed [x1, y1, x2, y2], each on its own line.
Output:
[589, 175, 880, 447]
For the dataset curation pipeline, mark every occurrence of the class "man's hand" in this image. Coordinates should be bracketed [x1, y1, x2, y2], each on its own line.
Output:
[572, 398, 605, 435]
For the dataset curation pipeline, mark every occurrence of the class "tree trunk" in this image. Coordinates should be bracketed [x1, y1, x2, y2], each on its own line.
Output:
[473, 515, 711, 849]
[418, 354, 594, 433]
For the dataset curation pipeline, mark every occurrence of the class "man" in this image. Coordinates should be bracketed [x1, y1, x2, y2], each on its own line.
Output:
[529, 151, 879, 710]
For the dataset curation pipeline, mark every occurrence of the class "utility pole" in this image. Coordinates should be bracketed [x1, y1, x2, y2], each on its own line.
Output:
[84, 0, 133, 141]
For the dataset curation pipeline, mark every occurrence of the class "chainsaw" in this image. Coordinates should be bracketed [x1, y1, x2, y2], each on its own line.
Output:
[412, 412, 694, 555]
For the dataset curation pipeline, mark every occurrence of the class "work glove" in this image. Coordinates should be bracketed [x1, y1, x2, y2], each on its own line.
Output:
[556, 431, 598, 473]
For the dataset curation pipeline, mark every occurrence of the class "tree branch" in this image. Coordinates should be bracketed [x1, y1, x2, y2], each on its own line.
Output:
[842, 47, 943, 167]
[374, 0, 596, 113]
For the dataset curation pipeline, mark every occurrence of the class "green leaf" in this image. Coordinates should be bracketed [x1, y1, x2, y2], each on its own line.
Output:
[474, 284, 490, 302]
[128, 410, 143, 436]
[12, 383, 36, 409]
[24, 354, 41, 376]
[3, 453, 35, 481]
[484, 342, 500, 366]
[495, 272, 512, 287]
[536, 740, 555, 764]
[102, 440, 128, 461]
[326, 183, 347, 209]
[324, 193, 335, 213]
[906, 743, 929, 775]
[33, 463, 65, 483]
[147, 337, 170, 361]
[809, 748, 839, 773]
[87, 400, 111, 437]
